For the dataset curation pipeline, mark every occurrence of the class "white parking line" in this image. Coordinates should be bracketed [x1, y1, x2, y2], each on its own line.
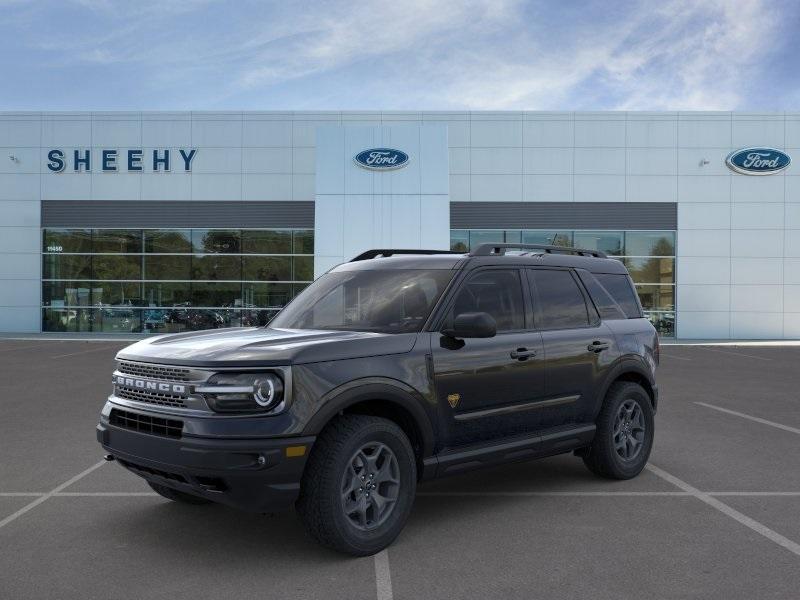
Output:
[3, 490, 800, 498]
[418, 491, 690, 497]
[695, 402, 800, 436]
[51, 345, 122, 359]
[698, 347, 772, 361]
[0, 461, 106, 530]
[54, 492, 159, 497]
[374, 549, 393, 600]
[0, 342, 65, 354]
[647, 463, 800, 558]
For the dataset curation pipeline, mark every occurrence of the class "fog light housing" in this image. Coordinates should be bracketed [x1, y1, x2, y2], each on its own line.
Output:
[200, 372, 284, 414]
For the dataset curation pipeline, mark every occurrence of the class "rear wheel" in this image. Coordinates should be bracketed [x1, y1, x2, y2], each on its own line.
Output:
[297, 414, 417, 556]
[582, 382, 654, 479]
[148, 482, 212, 505]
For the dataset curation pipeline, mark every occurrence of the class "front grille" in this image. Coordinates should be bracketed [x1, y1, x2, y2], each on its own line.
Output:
[118, 361, 191, 382]
[109, 408, 183, 439]
[115, 387, 187, 408]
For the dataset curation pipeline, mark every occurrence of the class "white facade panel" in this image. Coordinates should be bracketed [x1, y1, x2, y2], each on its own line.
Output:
[523, 119, 573, 147]
[0, 307, 39, 333]
[626, 120, 677, 148]
[677, 257, 730, 285]
[677, 285, 730, 312]
[731, 258, 783, 285]
[470, 120, 522, 148]
[677, 230, 731, 257]
[471, 174, 522, 202]
[574, 148, 625, 175]
[626, 176, 677, 203]
[573, 175, 625, 203]
[574, 119, 626, 147]
[523, 175, 572, 202]
[676, 311, 730, 339]
[731, 175, 785, 203]
[731, 312, 784, 339]
[0, 174, 39, 200]
[0, 227, 39, 253]
[677, 120, 732, 148]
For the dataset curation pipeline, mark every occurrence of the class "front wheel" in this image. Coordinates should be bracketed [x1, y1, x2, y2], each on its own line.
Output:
[582, 382, 654, 479]
[297, 415, 417, 556]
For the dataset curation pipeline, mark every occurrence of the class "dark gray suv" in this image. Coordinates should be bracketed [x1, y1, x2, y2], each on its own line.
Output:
[97, 243, 659, 555]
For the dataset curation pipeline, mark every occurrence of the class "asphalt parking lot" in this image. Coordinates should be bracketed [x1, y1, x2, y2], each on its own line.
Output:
[1, 339, 800, 599]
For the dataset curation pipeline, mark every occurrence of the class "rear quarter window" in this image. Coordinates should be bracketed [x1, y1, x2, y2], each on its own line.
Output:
[593, 273, 643, 319]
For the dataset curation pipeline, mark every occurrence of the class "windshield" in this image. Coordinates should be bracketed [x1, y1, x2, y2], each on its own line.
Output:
[270, 269, 455, 334]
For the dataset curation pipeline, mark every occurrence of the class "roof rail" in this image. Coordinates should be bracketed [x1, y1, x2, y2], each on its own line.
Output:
[469, 243, 608, 259]
[350, 249, 463, 262]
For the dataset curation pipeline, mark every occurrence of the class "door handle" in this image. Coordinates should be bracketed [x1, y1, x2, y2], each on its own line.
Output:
[587, 341, 610, 353]
[510, 348, 537, 360]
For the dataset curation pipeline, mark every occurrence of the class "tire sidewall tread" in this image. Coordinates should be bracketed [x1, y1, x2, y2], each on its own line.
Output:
[583, 382, 655, 480]
[297, 414, 417, 556]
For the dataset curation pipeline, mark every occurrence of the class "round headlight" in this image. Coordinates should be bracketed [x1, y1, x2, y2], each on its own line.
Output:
[202, 372, 284, 413]
[254, 378, 276, 407]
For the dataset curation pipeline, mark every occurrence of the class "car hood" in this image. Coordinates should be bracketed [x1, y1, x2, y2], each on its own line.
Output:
[116, 327, 418, 367]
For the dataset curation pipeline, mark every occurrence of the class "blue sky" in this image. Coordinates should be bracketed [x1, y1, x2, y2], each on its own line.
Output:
[1, 0, 798, 111]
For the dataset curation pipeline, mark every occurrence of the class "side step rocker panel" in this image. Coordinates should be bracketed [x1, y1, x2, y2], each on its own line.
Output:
[422, 424, 596, 479]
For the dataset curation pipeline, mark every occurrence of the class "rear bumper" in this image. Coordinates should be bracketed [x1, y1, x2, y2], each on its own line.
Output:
[97, 417, 314, 513]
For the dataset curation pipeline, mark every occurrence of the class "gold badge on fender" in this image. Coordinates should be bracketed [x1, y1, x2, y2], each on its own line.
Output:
[447, 393, 460, 408]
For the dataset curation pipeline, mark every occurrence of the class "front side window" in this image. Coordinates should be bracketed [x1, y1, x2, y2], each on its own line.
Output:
[270, 269, 455, 334]
[529, 269, 590, 329]
[447, 270, 525, 332]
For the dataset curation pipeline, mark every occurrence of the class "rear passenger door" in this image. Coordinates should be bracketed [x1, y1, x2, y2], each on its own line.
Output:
[526, 268, 617, 426]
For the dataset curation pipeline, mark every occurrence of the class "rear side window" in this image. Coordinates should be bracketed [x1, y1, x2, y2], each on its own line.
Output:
[577, 271, 627, 320]
[529, 269, 589, 329]
[594, 273, 642, 318]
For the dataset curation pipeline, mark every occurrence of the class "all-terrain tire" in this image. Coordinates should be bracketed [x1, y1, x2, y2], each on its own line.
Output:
[296, 414, 417, 556]
[582, 382, 654, 480]
[148, 482, 213, 505]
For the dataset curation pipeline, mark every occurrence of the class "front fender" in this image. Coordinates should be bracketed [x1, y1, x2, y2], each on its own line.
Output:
[301, 377, 436, 458]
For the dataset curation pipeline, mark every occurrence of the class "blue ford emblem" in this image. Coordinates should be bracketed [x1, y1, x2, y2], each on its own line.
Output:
[726, 147, 791, 175]
[354, 148, 409, 170]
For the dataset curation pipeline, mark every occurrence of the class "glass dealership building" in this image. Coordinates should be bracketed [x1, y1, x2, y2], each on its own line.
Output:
[0, 111, 797, 339]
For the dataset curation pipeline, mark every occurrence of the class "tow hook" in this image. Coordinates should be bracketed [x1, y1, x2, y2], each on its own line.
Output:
[103, 454, 115, 462]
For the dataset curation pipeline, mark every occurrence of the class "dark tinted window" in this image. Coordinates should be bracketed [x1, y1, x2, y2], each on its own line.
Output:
[449, 270, 525, 332]
[530, 269, 589, 329]
[271, 269, 454, 334]
[594, 273, 642, 318]
[577, 271, 626, 320]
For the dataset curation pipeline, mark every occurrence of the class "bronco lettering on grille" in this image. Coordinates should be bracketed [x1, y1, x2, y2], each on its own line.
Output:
[114, 375, 186, 395]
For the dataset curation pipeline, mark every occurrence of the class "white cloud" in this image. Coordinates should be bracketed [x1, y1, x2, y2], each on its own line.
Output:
[2, 0, 790, 110]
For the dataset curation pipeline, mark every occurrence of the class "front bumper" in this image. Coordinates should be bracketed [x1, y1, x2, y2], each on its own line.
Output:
[97, 409, 314, 513]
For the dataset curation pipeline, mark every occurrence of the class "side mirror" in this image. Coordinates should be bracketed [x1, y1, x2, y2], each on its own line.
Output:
[442, 312, 497, 339]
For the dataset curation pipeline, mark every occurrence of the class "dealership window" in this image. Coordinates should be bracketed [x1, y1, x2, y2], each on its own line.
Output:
[41, 228, 314, 334]
[451, 229, 676, 337]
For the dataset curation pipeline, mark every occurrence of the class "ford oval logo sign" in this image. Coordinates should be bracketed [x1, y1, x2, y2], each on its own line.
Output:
[354, 148, 409, 171]
[726, 147, 791, 175]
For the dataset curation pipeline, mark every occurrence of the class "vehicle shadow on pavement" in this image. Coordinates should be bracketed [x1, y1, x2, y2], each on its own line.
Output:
[98, 500, 344, 562]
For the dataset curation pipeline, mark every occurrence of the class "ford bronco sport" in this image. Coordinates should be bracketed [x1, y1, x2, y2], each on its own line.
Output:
[97, 243, 659, 555]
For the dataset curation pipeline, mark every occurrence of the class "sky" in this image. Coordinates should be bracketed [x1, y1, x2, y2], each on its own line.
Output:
[1, 0, 798, 111]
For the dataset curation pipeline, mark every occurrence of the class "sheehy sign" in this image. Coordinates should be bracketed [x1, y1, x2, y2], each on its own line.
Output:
[46, 149, 197, 172]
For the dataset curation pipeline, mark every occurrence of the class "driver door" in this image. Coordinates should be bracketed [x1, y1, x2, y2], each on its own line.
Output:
[430, 268, 546, 447]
